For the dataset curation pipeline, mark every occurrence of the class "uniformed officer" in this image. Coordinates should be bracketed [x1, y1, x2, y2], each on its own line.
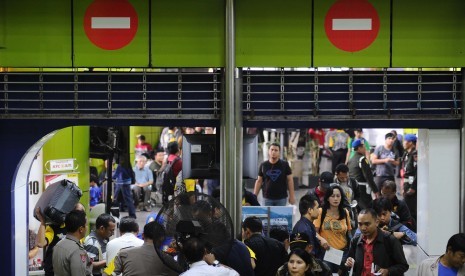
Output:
[402, 134, 418, 221]
[347, 138, 379, 209]
[35, 202, 86, 276]
[53, 209, 92, 276]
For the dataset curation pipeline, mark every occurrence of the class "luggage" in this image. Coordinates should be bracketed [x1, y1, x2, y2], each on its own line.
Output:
[34, 179, 83, 225]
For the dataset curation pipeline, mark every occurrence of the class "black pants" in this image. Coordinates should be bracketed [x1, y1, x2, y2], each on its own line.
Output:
[331, 148, 348, 173]
[358, 185, 373, 210]
[405, 193, 417, 220]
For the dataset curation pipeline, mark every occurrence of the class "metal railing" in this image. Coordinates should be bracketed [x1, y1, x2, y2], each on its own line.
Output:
[0, 69, 222, 119]
[243, 68, 462, 121]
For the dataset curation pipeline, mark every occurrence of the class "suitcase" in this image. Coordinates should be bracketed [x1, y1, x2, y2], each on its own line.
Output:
[34, 179, 83, 225]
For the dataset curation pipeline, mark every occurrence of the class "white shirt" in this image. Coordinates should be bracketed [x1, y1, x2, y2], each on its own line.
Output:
[180, 261, 239, 276]
[106, 233, 144, 265]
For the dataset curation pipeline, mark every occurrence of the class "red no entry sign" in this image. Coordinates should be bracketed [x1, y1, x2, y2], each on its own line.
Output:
[84, 0, 139, 50]
[325, 0, 380, 52]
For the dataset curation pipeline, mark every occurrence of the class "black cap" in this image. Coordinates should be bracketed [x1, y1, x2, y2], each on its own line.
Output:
[289, 232, 310, 251]
[319, 171, 333, 184]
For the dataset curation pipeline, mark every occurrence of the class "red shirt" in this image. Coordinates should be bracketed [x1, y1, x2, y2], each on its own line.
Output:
[361, 234, 377, 276]
[167, 154, 182, 177]
[315, 186, 325, 204]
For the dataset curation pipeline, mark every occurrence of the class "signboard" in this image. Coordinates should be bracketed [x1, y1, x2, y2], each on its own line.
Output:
[45, 173, 79, 188]
[314, 0, 390, 67]
[48, 159, 76, 173]
[242, 206, 294, 236]
[74, 0, 148, 67]
[83, 0, 139, 50]
[324, 0, 380, 52]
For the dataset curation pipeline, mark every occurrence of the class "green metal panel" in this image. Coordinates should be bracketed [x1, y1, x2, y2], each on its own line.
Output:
[313, 0, 390, 67]
[0, 0, 71, 67]
[73, 0, 149, 67]
[392, 1, 465, 67]
[42, 126, 90, 210]
[236, 0, 312, 67]
[129, 126, 162, 162]
[151, 0, 225, 67]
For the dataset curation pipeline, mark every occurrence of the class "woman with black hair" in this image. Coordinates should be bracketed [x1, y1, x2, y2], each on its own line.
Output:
[313, 184, 352, 273]
[276, 248, 315, 276]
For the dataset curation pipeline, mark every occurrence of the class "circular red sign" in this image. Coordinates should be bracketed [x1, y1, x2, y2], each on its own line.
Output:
[84, 0, 138, 50]
[325, 0, 380, 52]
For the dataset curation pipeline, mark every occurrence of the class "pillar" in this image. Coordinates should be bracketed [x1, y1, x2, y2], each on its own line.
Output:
[417, 129, 461, 255]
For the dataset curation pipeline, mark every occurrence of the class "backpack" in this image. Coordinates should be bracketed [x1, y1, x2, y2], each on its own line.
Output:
[160, 156, 180, 204]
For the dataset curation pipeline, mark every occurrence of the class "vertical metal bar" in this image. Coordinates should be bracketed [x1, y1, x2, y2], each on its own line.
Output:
[106, 152, 114, 215]
[73, 70, 79, 116]
[222, 0, 242, 236]
[142, 69, 147, 117]
[460, 68, 465, 232]
[234, 69, 243, 235]
[3, 74, 8, 114]
[177, 71, 182, 116]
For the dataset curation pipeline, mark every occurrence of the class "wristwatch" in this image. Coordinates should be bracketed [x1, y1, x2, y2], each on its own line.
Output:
[212, 260, 220, 267]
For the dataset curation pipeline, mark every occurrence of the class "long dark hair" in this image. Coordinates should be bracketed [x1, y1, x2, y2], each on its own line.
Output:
[287, 248, 313, 273]
[319, 185, 348, 231]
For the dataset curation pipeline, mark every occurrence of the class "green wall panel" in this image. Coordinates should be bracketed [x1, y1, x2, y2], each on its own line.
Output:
[152, 0, 225, 67]
[392, 1, 465, 67]
[0, 0, 71, 67]
[236, 0, 312, 67]
[129, 126, 163, 162]
[73, 0, 149, 67]
[43, 126, 90, 211]
[313, 0, 390, 67]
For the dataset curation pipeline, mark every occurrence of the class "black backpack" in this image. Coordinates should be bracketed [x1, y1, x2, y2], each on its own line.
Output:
[161, 156, 180, 204]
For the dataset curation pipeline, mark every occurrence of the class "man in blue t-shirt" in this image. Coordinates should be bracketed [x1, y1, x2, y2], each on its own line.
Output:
[254, 142, 295, 206]
[418, 233, 465, 276]
[89, 175, 102, 208]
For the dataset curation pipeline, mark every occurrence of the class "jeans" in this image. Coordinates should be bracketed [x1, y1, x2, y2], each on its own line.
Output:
[114, 183, 136, 218]
[263, 197, 287, 206]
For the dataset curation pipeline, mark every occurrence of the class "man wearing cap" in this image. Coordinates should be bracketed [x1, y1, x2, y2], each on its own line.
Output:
[348, 139, 379, 210]
[346, 129, 371, 163]
[371, 133, 400, 191]
[307, 171, 334, 205]
[402, 134, 418, 221]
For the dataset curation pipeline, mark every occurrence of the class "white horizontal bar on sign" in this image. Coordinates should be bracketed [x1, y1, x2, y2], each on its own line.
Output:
[332, 18, 372, 31]
[91, 17, 131, 29]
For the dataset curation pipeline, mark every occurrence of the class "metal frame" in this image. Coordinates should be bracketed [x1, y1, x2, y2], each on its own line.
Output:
[243, 68, 462, 123]
[461, 68, 465, 232]
[0, 70, 222, 119]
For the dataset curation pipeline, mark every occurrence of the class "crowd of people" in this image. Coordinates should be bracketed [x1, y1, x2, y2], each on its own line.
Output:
[34, 192, 465, 276]
[31, 128, 465, 276]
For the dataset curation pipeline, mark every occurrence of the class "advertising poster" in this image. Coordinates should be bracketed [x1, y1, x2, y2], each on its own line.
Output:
[242, 206, 293, 236]
[44, 173, 79, 188]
